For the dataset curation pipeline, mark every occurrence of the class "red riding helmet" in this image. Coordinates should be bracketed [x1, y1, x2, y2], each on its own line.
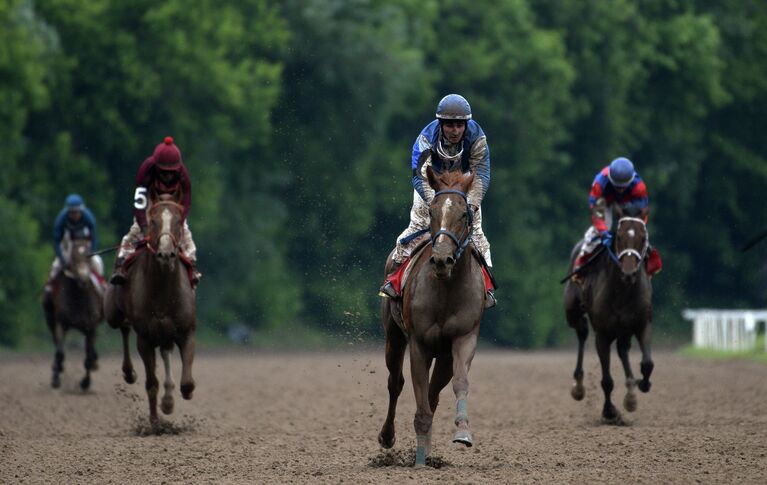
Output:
[153, 136, 183, 170]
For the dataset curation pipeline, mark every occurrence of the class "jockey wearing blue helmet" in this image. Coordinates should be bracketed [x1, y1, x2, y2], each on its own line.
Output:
[380, 94, 496, 308]
[44, 194, 105, 294]
[571, 157, 662, 283]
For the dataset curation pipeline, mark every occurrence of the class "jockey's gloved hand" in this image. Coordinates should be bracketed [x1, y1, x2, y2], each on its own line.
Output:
[600, 231, 613, 247]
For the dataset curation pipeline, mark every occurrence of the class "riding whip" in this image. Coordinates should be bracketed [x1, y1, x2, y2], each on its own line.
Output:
[559, 246, 606, 284]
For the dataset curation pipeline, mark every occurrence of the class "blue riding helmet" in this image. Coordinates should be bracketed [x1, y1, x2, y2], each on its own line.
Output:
[436, 94, 472, 120]
[607, 157, 635, 188]
[65, 193, 85, 211]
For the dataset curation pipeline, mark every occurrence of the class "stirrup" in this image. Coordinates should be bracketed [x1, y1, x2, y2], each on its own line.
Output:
[379, 281, 398, 299]
[485, 290, 497, 309]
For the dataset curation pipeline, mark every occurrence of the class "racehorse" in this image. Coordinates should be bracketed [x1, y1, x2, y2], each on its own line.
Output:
[104, 196, 196, 424]
[563, 204, 654, 422]
[42, 238, 104, 390]
[378, 167, 486, 467]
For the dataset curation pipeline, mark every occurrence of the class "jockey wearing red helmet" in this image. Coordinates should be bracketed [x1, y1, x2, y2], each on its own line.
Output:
[109, 136, 200, 286]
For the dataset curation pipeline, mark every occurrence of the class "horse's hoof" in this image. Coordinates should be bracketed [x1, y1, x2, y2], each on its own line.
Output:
[623, 392, 637, 412]
[453, 429, 473, 447]
[180, 382, 195, 400]
[601, 403, 625, 425]
[51, 375, 61, 389]
[638, 380, 651, 393]
[378, 430, 395, 449]
[571, 382, 585, 401]
[123, 369, 137, 384]
[161, 396, 174, 415]
[80, 376, 91, 391]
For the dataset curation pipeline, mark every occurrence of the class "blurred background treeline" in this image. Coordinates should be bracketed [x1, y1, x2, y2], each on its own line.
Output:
[2, 0, 767, 349]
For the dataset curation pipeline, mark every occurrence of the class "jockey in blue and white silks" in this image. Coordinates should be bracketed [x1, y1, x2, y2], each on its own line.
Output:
[381, 94, 495, 307]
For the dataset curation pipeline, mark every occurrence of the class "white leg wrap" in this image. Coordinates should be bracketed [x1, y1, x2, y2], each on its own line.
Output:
[90, 255, 104, 276]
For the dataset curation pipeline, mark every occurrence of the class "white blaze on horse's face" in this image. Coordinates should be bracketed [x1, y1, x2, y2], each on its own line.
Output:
[158, 208, 174, 254]
[437, 198, 453, 243]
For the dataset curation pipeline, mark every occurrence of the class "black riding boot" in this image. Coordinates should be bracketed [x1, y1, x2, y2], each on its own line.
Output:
[109, 257, 127, 285]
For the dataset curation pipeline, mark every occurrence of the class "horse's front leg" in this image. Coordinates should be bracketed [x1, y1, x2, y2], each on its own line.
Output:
[160, 347, 175, 415]
[616, 335, 637, 412]
[176, 331, 196, 400]
[409, 339, 433, 467]
[451, 329, 478, 447]
[50, 321, 65, 389]
[636, 322, 654, 393]
[136, 334, 159, 425]
[377, 312, 407, 449]
[571, 314, 589, 401]
[120, 326, 137, 384]
[80, 329, 97, 391]
[595, 332, 619, 423]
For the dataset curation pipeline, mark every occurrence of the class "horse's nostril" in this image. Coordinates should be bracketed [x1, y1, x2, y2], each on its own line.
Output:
[446, 256, 455, 266]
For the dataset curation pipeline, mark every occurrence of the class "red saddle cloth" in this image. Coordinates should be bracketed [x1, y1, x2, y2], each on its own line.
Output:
[385, 256, 495, 296]
[647, 247, 662, 276]
[124, 246, 196, 285]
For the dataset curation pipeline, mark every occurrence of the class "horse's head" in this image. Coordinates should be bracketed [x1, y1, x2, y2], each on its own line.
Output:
[425, 166, 475, 279]
[65, 238, 93, 284]
[613, 204, 649, 282]
[146, 196, 184, 269]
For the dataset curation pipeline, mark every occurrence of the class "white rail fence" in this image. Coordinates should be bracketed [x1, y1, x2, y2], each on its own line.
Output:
[682, 309, 767, 352]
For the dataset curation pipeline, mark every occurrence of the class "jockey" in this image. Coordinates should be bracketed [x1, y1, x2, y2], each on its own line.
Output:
[379, 94, 496, 308]
[44, 194, 103, 293]
[109, 136, 200, 287]
[571, 157, 662, 282]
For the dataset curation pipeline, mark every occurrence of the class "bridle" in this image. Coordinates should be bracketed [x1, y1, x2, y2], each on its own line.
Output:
[430, 189, 474, 261]
[608, 217, 649, 265]
[145, 202, 183, 255]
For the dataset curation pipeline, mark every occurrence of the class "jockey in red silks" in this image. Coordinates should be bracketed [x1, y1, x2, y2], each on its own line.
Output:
[571, 157, 662, 283]
[109, 136, 200, 287]
[379, 94, 497, 308]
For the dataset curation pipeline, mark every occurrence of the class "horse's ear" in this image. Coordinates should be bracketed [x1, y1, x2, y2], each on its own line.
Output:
[426, 165, 439, 190]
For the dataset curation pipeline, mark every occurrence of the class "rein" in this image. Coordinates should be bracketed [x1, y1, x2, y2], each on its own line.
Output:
[431, 189, 474, 261]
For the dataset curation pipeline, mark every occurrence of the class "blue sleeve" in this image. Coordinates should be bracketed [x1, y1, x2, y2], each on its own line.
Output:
[83, 208, 98, 251]
[411, 121, 438, 200]
[53, 210, 67, 260]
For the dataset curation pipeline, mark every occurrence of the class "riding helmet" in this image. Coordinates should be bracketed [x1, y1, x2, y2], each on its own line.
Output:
[153, 136, 183, 171]
[65, 193, 85, 210]
[608, 157, 636, 188]
[436, 94, 472, 120]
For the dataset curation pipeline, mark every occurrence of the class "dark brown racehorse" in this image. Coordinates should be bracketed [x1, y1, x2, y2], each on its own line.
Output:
[42, 238, 104, 390]
[104, 197, 196, 424]
[564, 205, 654, 422]
[378, 167, 486, 467]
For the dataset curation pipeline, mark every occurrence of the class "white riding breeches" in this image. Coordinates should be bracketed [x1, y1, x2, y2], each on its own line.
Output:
[117, 218, 197, 262]
[49, 254, 104, 280]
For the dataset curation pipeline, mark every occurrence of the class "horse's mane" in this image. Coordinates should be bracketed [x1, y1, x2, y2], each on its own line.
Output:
[431, 168, 470, 191]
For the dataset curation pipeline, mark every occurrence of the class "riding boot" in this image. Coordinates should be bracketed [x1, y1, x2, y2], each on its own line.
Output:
[485, 290, 497, 309]
[379, 259, 404, 298]
[109, 257, 128, 285]
[191, 267, 202, 289]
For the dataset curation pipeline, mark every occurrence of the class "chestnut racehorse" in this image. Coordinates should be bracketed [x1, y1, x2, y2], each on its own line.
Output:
[104, 197, 196, 424]
[378, 167, 486, 467]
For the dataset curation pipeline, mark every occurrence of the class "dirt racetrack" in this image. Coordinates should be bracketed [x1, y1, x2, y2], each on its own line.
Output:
[1, 347, 765, 484]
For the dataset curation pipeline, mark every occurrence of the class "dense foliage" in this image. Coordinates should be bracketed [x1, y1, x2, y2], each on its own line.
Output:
[2, 0, 766, 348]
